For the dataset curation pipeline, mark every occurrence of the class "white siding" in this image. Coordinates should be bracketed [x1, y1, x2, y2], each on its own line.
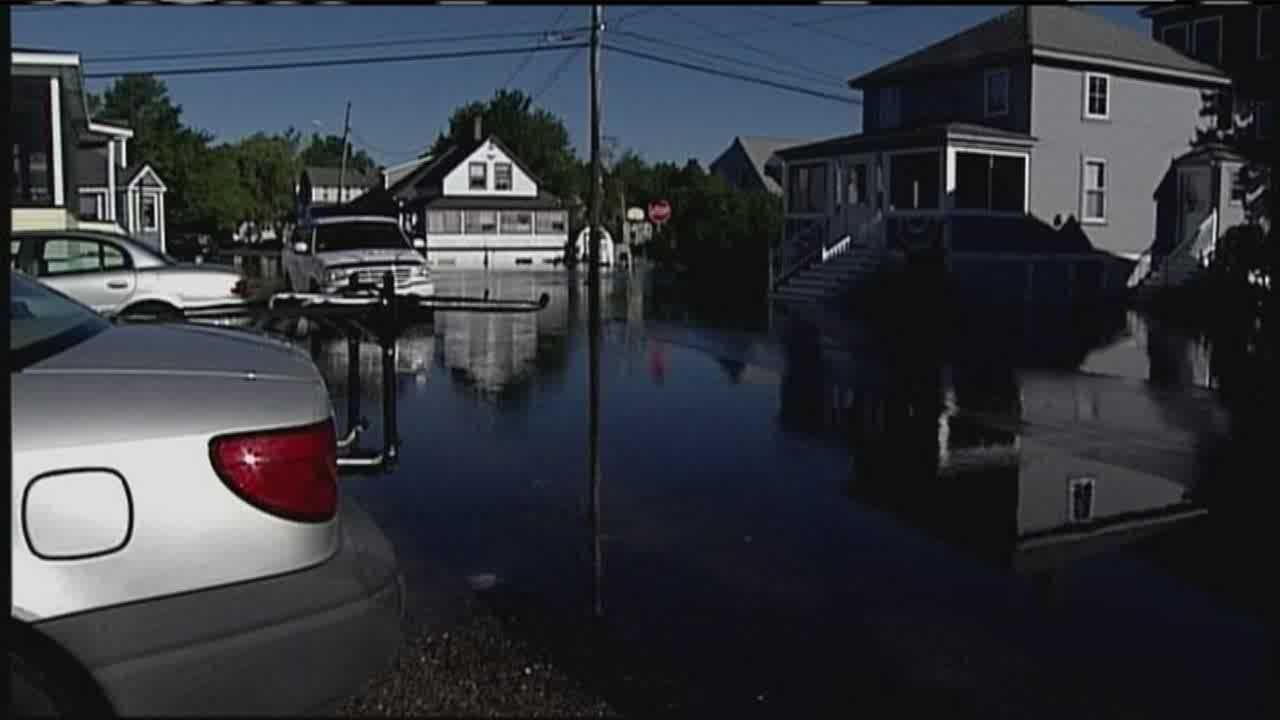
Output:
[442, 140, 538, 198]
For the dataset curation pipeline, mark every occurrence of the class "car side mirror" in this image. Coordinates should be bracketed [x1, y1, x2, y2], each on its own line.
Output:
[293, 241, 310, 254]
[412, 237, 426, 249]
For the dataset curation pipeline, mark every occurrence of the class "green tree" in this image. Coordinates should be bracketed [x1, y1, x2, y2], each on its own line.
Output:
[298, 133, 377, 175]
[233, 132, 300, 238]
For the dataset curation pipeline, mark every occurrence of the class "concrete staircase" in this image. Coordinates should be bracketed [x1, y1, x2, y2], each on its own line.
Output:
[771, 245, 887, 305]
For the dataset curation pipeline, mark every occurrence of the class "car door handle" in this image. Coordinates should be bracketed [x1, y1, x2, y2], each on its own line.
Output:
[107, 280, 129, 289]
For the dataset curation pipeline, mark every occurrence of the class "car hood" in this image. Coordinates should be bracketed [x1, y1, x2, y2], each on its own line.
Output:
[24, 322, 319, 383]
[315, 249, 425, 268]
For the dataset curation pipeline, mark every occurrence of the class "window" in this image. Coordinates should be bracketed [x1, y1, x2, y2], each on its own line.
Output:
[102, 243, 128, 271]
[464, 209, 498, 234]
[1161, 22, 1189, 54]
[78, 191, 102, 220]
[10, 271, 109, 357]
[1262, 6, 1276, 60]
[1081, 158, 1107, 223]
[314, 221, 412, 252]
[495, 162, 513, 190]
[787, 163, 827, 213]
[500, 210, 533, 234]
[888, 152, 940, 211]
[849, 163, 869, 207]
[41, 239, 106, 276]
[1083, 73, 1110, 120]
[535, 210, 568, 234]
[1192, 17, 1222, 66]
[427, 209, 462, 234]
[142, 193, 159, 231]
[954, 152, 1026, 213]
[984, 68, 1010, 117]
[879, 86, 901, 129]
[12, 77, 55, 207]
[468, 162, 487, 190]
[1230, 169, 1244, 206]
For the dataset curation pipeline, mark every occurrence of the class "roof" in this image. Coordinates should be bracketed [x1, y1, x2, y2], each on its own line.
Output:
[1173, 143, 1247, 165]
[388, 134, 560, 208]
[778, 122, 1036, 161]
[420, 191, 564, 211]
[303, 166, 379, 188]
[714, 136, 813, 193]
[123, 162, 168, 190]
[848, 6, 1227, 89]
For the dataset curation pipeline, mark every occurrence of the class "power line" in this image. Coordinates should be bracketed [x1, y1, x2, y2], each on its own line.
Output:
[610, 7, 659, 27]
[85, 29, 577, 64]
[661, 6, 847, 85]
[348, 127, 429, 159]
[84, 43, 589, 79]
[742, 7, 908, 56]
[604, 43, 860, 106]
[502, 7, 569, 90]
[530, 45, 584, 105]
[612, 29, 850, 90]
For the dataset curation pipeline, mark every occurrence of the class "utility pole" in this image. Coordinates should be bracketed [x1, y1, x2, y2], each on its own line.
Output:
[587, 3, 604, 620]
[338, 101, 352, 204]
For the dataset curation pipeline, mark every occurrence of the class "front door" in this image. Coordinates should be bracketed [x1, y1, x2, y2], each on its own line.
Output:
[841, 154, 878, 246]
[1176, 165, 1213, 250]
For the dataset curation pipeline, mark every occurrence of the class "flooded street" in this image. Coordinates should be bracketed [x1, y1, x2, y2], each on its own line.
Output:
[282, 269, 1269, 717]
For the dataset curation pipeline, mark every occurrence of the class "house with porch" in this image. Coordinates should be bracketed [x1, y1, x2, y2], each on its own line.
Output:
[342, 127, 570, 270]
[709, 136, 812, 195]
[772, 5, 1230, 307]
[12, 48, 92, 233]
[76, 120, 170, 252]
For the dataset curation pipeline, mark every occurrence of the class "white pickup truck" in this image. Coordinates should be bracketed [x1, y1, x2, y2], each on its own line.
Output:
[282, 215, 434, 296]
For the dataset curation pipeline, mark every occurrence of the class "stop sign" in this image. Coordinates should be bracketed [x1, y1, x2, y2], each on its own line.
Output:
[647, 200, 671, 225]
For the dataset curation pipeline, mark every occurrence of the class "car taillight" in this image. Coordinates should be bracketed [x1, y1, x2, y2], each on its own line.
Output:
[209, 420, 338, 522]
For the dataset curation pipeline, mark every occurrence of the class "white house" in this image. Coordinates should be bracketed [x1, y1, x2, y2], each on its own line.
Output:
[76, 120, 170, 252]
[297, 165, 379, 206]
[346, 129, 570, 270]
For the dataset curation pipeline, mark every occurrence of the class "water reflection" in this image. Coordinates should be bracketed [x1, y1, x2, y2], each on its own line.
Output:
[313, 322, 436, 402]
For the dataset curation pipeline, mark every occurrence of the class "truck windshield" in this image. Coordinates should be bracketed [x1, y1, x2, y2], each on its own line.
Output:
[314, 222, 411, 253]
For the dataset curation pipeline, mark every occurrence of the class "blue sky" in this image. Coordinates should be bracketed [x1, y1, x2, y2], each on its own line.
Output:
[13, 3, 1149, 168]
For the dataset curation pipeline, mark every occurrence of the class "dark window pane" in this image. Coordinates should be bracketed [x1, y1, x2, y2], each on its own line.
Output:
[1162, 24, 1189, 54]
[955, 152, 990, 210]
[889, 152, 939, 210]
[78, 193, 100, 219]
[1194, 18, 1221, 65]
[102, 244, 127, 270]
[990, 156, 1025, 212]
[495, 162, 513, 190]
[468, 162, 486, 190]
[12, 77, 55, 207]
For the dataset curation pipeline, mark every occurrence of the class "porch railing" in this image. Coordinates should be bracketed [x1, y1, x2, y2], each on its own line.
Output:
[1147, 209, 1218, 289]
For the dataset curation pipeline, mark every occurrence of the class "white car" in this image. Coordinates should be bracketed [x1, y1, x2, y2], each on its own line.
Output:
[11, 230, 252, 321]
[10, 271, 403, 715]
[283, 215, 434, 297]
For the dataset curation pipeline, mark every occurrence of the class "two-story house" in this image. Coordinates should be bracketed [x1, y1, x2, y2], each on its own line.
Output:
[76, 120, 170, 252]
[773, 6, 1230, 304]
[12, 48, 92, 233]
[343, 125, 570, 270]
[297, 165, 379, 207]
[1141, 3, 1273, 245]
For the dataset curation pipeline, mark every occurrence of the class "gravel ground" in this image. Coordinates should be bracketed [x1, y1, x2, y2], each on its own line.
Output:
[334, 612, 617, 718]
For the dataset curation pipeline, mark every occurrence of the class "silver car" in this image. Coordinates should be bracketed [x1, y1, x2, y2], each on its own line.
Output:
[10, 271, 403, 716]
[11, 230, 252, 320]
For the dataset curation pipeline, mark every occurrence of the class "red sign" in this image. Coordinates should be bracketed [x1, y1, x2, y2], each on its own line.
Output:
[647, 200, 671, 225]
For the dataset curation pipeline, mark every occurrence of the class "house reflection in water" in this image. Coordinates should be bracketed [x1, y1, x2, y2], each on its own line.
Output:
[311, 322, 437, 402]
[776, 312, 1228, 577]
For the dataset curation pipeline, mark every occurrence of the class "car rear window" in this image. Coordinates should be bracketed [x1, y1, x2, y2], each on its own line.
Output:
[10, 271, 110, 367]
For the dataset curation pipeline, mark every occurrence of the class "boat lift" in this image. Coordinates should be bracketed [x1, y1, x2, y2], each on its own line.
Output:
[183, 271, 549, 475]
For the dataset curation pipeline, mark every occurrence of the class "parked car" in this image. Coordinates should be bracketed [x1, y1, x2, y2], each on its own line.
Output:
[11, 230, 251, 321]
[282, 215, 434, 297]
[9, 270, 404, 715]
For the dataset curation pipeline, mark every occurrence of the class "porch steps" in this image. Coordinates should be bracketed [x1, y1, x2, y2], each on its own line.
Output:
[771, 248, 887, 305]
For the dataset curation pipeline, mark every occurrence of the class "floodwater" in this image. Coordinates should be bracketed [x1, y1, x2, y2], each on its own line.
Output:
[273, 269, 1271, 718]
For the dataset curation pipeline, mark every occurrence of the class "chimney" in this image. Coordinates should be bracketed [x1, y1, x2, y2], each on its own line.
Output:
[473, 116, 482, 142]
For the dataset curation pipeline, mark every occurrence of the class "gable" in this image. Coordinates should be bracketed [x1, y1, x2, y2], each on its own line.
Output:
[126, 164, 167, 191]
[441, 138, 538, 198]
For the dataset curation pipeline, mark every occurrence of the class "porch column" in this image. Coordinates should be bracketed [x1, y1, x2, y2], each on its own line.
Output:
[107, 141, 117, 221]
[50, 77, 64, 208]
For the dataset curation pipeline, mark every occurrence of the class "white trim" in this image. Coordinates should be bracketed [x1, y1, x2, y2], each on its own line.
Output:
[50, 77, 64, 208]
[1160, 21, 1189, 54]
[88, 121, 134, 139]
[126, 164, 169, 192]
[945, 132, 1035, 148]
[12, 51, 80, 67]
[119, 138, 128, 168]
[157, 192, 166, 253]
[1262, 7, 1274, 61]
[78, 186, 109, 193]
[1031, 48, 1230, 86]
[1082, 72, 1111, 121]
[1191, 16, 1223, 66]
[1080, 156, 1107, 225]
[946, 144, 1031, 214]
[983, 67, 1011, 118]
[107, 140, 117, 221]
